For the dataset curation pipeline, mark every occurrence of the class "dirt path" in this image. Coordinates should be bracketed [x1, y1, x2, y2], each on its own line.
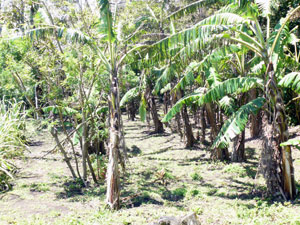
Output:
[0, 129, 101, 224]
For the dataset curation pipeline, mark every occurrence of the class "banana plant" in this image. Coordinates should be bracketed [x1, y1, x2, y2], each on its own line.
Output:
[147, 0, 300, 200]
[90, 0, 150, 210]
[4, 0, 150, 209]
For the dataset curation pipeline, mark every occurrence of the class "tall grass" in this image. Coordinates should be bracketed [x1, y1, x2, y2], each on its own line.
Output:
[0, 99, 27, 192]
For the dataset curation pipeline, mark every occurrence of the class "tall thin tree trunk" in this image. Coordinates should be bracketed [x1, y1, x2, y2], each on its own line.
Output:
[106, 70, 121, 210]
[261, 63, 296, 200]
[119, 114, 127, 172]
[181, 104, 195, 148]
[87, 152, 98, 183]
[58, 108, 81, 180]
[128, 100, 136, 121]
[232, 130, 245, 162]
[200, 106, 206, 143]
[51, 128, 77, 179]
[206, 103, 217, 143]
[249, 89, 261, 138]
[146, 88, 164, 133]
[13, 72, 43, 117]
[193, 105, 199, 127]
[206, 103, 229, 160]
[232, 94, 246, 162]
[163, 92, 168, 114]
[170, 92, 183, 138]
[82, 111, 88, 181]
[177, 90, 195, 147]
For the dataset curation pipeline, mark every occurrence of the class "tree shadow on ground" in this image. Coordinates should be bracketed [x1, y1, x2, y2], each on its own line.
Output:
[127, 145, 142, 157]
[27, 141, 44, 146]
[245, 147, 257, 160]
[121, 167, 172, 208]
[245, 136, 264, 142]
[244, 165, 257, 179]
[200, 178, 264, 201]
[142, 146, 172, 156]
[186, 154, 209, 162]
[145, 156, 175, 162]
[161, 187, 187, 201]
[22, 156, 59, 161]
[135, 131, 172, 140]
[120, 191, 163, 208]
[55, 179, 105, 200]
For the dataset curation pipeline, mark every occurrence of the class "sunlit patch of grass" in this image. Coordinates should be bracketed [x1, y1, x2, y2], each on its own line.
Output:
[192, 207, 204, 215]
[295, 159, 300, 165]
[206, 187, 218, 196]
[162, 187, 187, 201]
[232, 200, 300, 224]
[190, 172, 203, 181]
[29, 183, 50, 192]
[222, 164, 247, 177]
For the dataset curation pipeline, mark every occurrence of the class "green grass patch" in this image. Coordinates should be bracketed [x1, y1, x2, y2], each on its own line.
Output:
[29, 183, 50, 192]
[190, 172, 203, 181]
[222, 164, 247, 177]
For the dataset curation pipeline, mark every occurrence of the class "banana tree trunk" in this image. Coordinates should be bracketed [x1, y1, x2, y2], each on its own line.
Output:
[163, 92, 168, 114]
[206, 103, 229, 160]
[262, 63, 296, 200]
[249, 89, 262, 138]
[181, 104, 195, 148]
[200, 106, 206, 143]
[232, 94, 246, 162]
[179, 90, 195, 147]
[232, 130, 245, 162]
[106, 70, 121, 210]
[127, 100, 136, 121]
[170, 92, 183, 139]
[146, 88, 164, 134]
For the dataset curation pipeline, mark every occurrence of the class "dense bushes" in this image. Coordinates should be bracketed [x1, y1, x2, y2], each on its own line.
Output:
[0, 99, 26, 192]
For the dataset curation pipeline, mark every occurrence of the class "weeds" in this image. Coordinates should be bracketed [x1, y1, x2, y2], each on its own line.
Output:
[222, 164, 247, 178]
[190, 172, 203, 181]
[0, 99, 27, 192]
[29, 183, 50, 192]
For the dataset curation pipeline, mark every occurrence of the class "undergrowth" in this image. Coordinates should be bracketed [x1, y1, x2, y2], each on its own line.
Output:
[0, 99, 27, 192]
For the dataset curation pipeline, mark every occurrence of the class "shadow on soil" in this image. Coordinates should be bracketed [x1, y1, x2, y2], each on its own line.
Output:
[245, 147, 257, 160]
[27, 141, 44, 146]
[121, 190, 163, 208]
[55, 179, 106, 200]
[127, 145, 142, 157]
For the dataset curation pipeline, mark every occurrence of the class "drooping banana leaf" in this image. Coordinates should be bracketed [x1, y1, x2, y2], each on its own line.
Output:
[198, 77, 263, 105]
[98, 0, 115, 41]
[279, 72, 300, 93]
[162, 77, 263, 122]
[212, 97, 265, 149]
[120, 87, 139, 107]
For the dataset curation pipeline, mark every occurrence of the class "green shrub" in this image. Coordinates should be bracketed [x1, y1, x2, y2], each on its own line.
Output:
[29, 183, 50, 192]
[190, 172, 203, 181]
[0, 99, 26, 192]
[172, 188, 187, 198]
[191, 189, 200, 196]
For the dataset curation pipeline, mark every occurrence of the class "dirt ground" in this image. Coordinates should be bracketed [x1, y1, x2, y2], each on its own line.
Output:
[1, 116, 300, 224]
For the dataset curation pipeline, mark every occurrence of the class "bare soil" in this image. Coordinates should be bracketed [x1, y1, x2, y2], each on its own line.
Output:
[1, 117, 300, 224]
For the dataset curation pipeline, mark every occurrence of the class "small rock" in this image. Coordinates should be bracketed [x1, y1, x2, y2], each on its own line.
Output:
[180, 212, 200, 225]
[149, 213, 201, 225]
[158, 216, 181, 225]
